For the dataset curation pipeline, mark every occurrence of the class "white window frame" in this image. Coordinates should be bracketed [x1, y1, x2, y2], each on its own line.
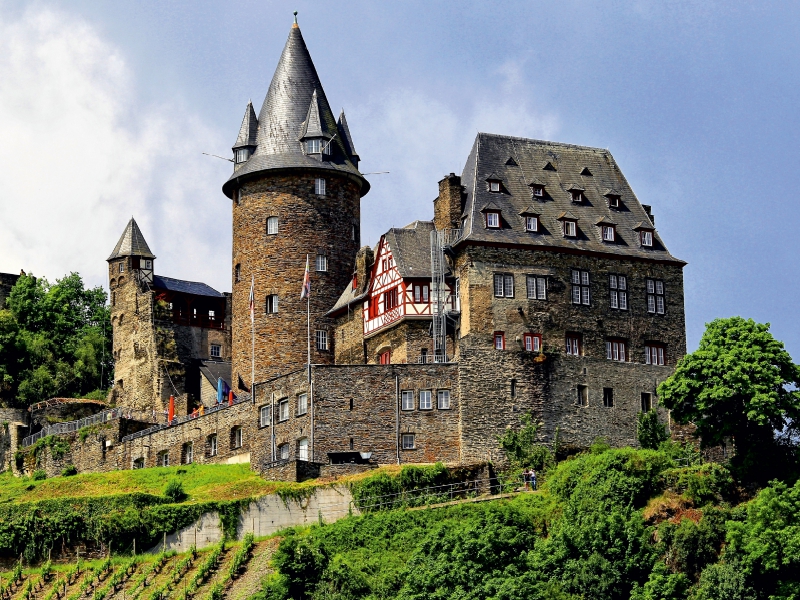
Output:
[315, 330, 328, 351]
[401, 433, 415, 450]
[566, 334, 581, 356]
[235, 148, 249, 163]
[233, 427, 243, 449]
[609, 275, 628, 310]
[524, 333, 541, 352]
[184, 442, 193, 465]
[493, 273, 514, 298]
[210, 344, 221, 358]
[494, 332, 505, 350]
[401, 390, 414, 411]
[647, 279, 666, 315]
[562, 220, 577, 237]
[119, 262, 125, 273]
[278, 399, 289, 422]
[532, 186, 544, 197]
[526, 276, 547, 300]
[571, 191, 584, 203]
[486, 212, 500, 228]
[158, 451, 169, 467]
[571, 270, 591, 305]
[489, 181, 501, 192]
[602, 226, 615, 242]
[315, 254, 328, 272]
[606, 339, 627, 362]
[209, 434, 217, 457]
[315, 178, 326, 195]
[608, 195, 620, 208]
[437, 390, 451, 410]
[525, 216, 539, 232]
[298, 438, 309, 461]
[260, 405, 271, 427]
[641, 231, 653, 247]
[306, 139, 321, 153]
[144, 260, 152, 269]
[419, 390, 432, 410]
[267, 216, 279, 235]
[266, 294, 279, 314]
[297, 393, 308, 416]
[645, 344, 666, 365]
[279, 443, 290, 460]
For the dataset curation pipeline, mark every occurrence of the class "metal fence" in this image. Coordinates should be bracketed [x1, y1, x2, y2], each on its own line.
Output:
[22, 406, 149, 447]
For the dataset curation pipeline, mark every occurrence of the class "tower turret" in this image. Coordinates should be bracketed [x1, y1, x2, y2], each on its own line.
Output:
[232, 101, 258, 168]
[107, 217, 156, 285]
[224, 17, 369, 388]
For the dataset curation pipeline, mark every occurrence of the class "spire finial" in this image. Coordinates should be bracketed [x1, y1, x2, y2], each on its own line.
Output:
[293, 11, 298, 27]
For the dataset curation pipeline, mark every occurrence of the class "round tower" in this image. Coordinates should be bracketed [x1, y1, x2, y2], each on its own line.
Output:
[222, 17, 369, 390]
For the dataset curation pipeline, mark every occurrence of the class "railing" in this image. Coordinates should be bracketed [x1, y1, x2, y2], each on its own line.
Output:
[411, 355, 455, 364]
[121, 392, 251, 443]
[22, 407, 150, 447]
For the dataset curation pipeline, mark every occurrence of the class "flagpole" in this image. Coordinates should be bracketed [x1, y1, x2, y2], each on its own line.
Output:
[250, 275, 255, 402]
[306, 254, 313, 461]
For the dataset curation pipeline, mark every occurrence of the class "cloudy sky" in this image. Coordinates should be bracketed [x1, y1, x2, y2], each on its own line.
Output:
[0, 1, 798, 355]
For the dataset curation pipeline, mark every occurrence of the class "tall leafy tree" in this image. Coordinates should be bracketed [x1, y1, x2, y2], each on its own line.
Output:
[0, 273, 111, 407]
[658, 317, 800, 479]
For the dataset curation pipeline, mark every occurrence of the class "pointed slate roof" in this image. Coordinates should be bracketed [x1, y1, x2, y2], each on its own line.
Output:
[232, 101, 258, 149]
[223, 20, 367, 198]
[108, 218, 155, 261]
[299, 90, 332, 139]
[337, 110, 359, 162]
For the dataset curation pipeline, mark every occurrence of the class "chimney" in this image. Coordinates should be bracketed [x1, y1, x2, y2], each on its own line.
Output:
[642, 204, 655, 226]
[434, 173, 464, 231]
[354, 246, 374, 295]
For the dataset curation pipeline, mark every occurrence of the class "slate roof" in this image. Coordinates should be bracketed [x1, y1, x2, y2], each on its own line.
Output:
[199, 360, 232, 388]
[232, 101, 258, 149]
[223, 21, 367, 198]
[459, 133, 684, 263]
[384, 220, 436, 278]
[153, 276, 224, 298]
[108, 218, 156, 261]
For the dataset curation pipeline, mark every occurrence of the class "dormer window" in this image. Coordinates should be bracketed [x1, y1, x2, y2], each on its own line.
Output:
[602, 225, 615, 242]
[608, 195, 620, 208]
[532, 186, 544, 197]
[571, 190, 583, 203]
[489, 181, 501, 193]
[306, 139, 321, 154]
[562, 220, 576, 237]
[486, 212, 500, 228]
[235, 149, 249, 163]
[525, 216, 539, 232]
[641, 231, 653, 247]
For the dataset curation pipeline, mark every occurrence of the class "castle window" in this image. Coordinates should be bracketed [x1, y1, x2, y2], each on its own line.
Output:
[562, 220, 577, 237]
[401, 390, 414, 411]
[413, 284, 429, 303]
[609, 275, 628, 310]
[349, 438, 354, 450]
[278, 399, 289, 422]
[646, 279, 665, 314]
[437, 390, 451, 410]
[235, 148, 249, 163]
[576, 385, 588, 407]
[279, 443, 290, 460]
[144, 260, 152, 269]
[526, 276, 547, 300]
[641, 393, 653, 412]
[523, 333, 542, 352]
[489, 180, 501, 192]
[494, 273, 514, 298]
[306, 139, 321, 153]
[606, 339, 627, 362]
[383, 287, 399, 311]
[210, 344, 221, 359]
[602, 225, 616, 242]
[231, 426, 243, 449]
[208, 434, 217, 457]
[401, 433, 415, 450]
[119, 262, 125, 273]
[510, 379, 517, 398]
[266, 294, 279, 314]
[525, 216, 539, 232]
[349, 398, 353, 410]
[494, 331, 505, 350]
[603, 388, 614, 408]
[315, 178, 326, 196]
[267, 216, 279, 235]
[565, 333, 582, 356]
[298, 438, 309, 461]
[641, 231, 653, 247]
[571, 190, 584, 203]
[260, 405, 271, 427]
[645, 344, 666, 365]
[157, 451, 169, 467]
[315, 254, 327, 272]
[486, 212, 500, 228]
[315, 330, 328, 351]
[133, 457, 144, 469]
[297, 393, 308, 416]
[419, 390, 432, 410]
[571, 270, 591, 305]
[379, 350, 391, 364]
[182, 442, 193, 465]
[235, 264, 241, 282]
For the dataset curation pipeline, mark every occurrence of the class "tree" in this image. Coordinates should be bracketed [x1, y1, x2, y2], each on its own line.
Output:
[497, 412, 554, 471]
[658, 317, 800, 478]
[0, 273, 112, 407]
[637, 409, 669, 450]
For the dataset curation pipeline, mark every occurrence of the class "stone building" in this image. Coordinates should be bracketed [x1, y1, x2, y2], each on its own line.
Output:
[0, 271, 20, 309]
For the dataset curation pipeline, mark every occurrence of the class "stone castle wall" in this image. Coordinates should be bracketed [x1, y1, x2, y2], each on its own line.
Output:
[0, 272, 20, 310]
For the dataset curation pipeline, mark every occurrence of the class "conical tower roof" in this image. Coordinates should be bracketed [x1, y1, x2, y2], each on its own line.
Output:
[233, 100, 258, 149]
[337, 110, 359, 162]
[223, 18, 368, 198]
[107, 218, 156, 261]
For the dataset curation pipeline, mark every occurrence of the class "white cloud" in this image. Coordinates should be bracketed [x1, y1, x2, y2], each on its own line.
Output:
[0, 7, 232, 294]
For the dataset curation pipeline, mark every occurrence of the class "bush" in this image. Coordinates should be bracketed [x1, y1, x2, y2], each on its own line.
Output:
[638, 409, 669, 449]
[498, 412, 555, 471]
[32, 469, 47, 481]
[163, 479, 186, 502]
[61, 465, 77, 477]
[661, 464, 735, 504]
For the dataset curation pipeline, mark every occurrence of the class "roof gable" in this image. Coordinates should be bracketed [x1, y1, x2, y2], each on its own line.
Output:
[108, 218, 155, 261]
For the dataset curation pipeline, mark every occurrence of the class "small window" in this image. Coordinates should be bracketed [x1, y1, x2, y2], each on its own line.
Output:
[133, 457, 144, 469]
[532, 185, 544, 197]
[489, 181, 501, 192]
[647, 279, 665, 314]
[144, 260, 152, 269]
[266, 294, 279, 314]
[349, 398, 353, 410]
[566, 333, 581, 356]
[523, 333, 542, 352]
[511, 379, 517, 398]
[401, 433, 415, 450]
[267, 216, 279, 235]
[111, 292, 115, 307]
[562, 220, 577, 237]
[571, 191, 584, 203]
[349, 438, 354, 450]
[260, 405, 271, 427]
[298, 438, 309, 461]
[609, 275, 628, 310]
[641, 231, 653, 247]
[526, 276, 547, 300]
[384, 287, 399, 310]
[352, 274, 358, 291]
[494, 331, 505, 350]
[379, 350, 391, 365]
[602, 226, 615, 242]
[645, 344, 666, 365]
[401, 390, 414, 411]
[571, 270, 591, 305]
[525, 216, 539, 232]
[315, 254, 327, 272]
[608, 195, 620, 208]
[235, 148, 249, 163]
[232, 426, 243, 449]
[413, 284, 430, 303]
[278, 399, 289, 422]
[183, 442, 194, 465]
[235, 264, 241, 282]
[437, 390, 450, 410]
[209, 434, 217, 457]
[315, 330, 328, 351]
[606, 339, 627, 362]
[419, 390, 432, 410]
[486, 212, 500, 228]
[641, 393, 653, 412]
[210, 344, 221, 359]
[576, 385, 588, 407]
[315, 178, 326, 196]
[297, 393, 308, 416]
[306, 139, 321, 153]
[157, 450, 169, 467]
[119, 262, 125, 273]
[603, 388, 614, 408]
[494, 273, 514, 298]
[279, 443, 290, 460]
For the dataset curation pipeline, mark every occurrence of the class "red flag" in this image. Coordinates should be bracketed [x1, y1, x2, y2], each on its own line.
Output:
[300, 255, 311, 299]
[168, 395, 175, 422]
[228, 390, 234, 406]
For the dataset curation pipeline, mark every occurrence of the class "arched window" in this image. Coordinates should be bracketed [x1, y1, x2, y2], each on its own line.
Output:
[267, 217, 279, 235]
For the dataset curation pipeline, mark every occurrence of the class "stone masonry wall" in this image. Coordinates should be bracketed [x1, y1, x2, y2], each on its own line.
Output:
[0, 272, 19, 310]
[0, 408, 27, 473]
[333, 305, 365, 364]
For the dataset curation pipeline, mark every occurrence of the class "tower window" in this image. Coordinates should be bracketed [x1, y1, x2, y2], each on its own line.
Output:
[306, 139, 321, 153]
[571, 270, 591, 305]
[260, 405, 271, 427]
[144, 260, 152, 269]
[315, 254, 327, 272]
[111, 292, 115, 307]
[315, 178, 326, 196]
[266, 294, 278, 313]
[119, 262, 125, 273]
[278, 399, 289, 422]
[608, 195, 621, 208]
[315, 330, 328, 351]
[494, 331, 505, 350]
[235, 148, 249, 163]
[419, 390, 432, 410]
[210, 344, 221, 358]
[646, 279, 665, 314]
[641, 231, 653, 247]
[267, 216, 279, 235]
[603, 388, 614, 408]
[525, 216, 539, 232]
[401, 433, 415, 450]
[532, 185, 544, 197]
[208, 434, 218, 457]
[571, 190, 584, 203]
[235, 264, 241, 282]
[609, 275, 628, 310]
[526, 276, 547, 300]
[437, 390, 451, 409]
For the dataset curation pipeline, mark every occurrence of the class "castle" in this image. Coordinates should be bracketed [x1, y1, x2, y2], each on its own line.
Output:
[13, 18, 686, 480]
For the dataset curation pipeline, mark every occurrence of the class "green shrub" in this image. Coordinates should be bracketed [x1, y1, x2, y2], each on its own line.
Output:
[32, 469, 47, 481]
[61, 465, 78, 477]
[163, 479, 186, 502]
[638, 409, 670, 449]
[498, 412, 554, 471]
[661, 464, 735, 504]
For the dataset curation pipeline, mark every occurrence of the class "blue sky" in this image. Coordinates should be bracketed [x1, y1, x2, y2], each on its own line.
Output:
[0, 1, 798, 355]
